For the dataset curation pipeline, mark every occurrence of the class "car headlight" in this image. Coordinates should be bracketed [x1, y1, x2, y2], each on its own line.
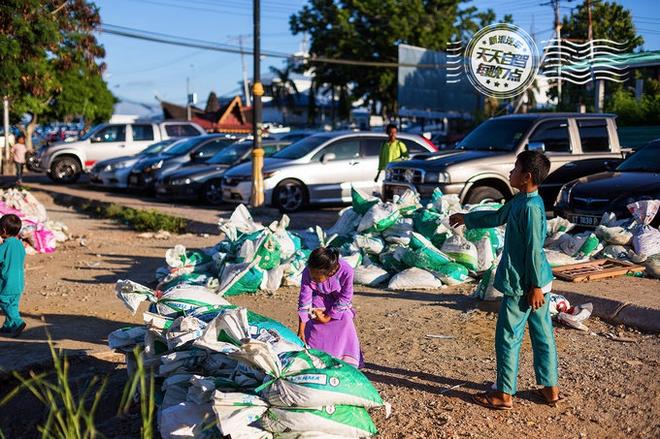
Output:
[145, 160, 163, 172]
[424, 171, 450, 183]
[102, 164, 112, 172]
[109, 161, 132, 172]
[171, 178, 192, 186]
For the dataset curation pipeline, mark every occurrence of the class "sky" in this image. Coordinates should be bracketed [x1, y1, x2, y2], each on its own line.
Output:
[96, 0, 657, 108]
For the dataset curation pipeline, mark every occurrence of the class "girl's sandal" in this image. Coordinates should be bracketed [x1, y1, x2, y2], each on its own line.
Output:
[534, 389, 564, 407]
[472, 392, 513, 410]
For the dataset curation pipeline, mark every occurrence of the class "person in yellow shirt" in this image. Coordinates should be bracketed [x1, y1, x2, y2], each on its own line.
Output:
[375, 124, 408, 182]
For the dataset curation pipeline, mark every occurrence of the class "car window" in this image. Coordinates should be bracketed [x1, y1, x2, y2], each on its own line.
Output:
[578, 119, 610, 152]
[263, 143, 288, 156]
[273, 135, 331, 160]
[132, 124, 154, 141]
[361, 139, 382, 157]
[91, 125, 125, 143]
[402, 139, 427, 154]
[616, 141, 660, 172]
[165, 124, 202, 137]
[528, 119, 571, 152]
[195, 139, 231, 158]
[312, 139, 360, 161]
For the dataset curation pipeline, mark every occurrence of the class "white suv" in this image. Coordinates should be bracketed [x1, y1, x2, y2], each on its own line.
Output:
[37, 121, 205, 183]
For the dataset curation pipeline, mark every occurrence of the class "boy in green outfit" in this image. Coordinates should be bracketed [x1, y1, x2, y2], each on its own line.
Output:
[0, 214, 26, 338]
[450, 151, 561, 410]
[375, 123, 408, 182]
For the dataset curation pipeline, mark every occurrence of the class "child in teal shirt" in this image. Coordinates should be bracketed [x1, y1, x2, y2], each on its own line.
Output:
[450, 151, 561, 410]
[0, 214, 26, 338]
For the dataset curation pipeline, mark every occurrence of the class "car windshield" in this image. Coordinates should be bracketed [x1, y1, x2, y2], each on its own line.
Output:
[141, 139, 175, 155]
[79, 124, 104, 141]
[208, 143, 251, 165]
[272, 135, 329, 159]
[617, 142, 660, 172]
[165, 136, 212, 156]
[456, 119, 533, 151]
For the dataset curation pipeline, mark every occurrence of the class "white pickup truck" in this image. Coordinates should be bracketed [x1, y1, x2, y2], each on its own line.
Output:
[36, 120, 205, 183]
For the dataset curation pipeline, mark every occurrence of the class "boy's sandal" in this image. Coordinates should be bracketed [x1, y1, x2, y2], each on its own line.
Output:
[472, 392, 513, 410]
[533, 389, 564, 407]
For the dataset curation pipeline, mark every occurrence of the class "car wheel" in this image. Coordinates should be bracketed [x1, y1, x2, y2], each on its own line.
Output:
[467, 186, 505, 204]
[202, 179, 224, 205]
[50, 156, 81, 184]
[274, 179, 308, 213]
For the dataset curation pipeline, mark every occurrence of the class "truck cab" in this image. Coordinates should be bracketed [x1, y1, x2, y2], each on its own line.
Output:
[383, 113, 626, 207]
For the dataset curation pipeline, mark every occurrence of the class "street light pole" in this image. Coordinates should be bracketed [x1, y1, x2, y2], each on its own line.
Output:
[251, 0, 265, 207]
[2, 97, 9, 174]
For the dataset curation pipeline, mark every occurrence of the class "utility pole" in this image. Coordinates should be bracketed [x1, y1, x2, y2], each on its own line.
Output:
[2, 97, 9, 173]
[238, 35, 252, 106]
[186, 77, 191, 121]
[251, 0, 265, 207]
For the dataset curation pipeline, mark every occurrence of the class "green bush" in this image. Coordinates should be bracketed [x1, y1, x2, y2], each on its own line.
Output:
[80, 203, 187, 233]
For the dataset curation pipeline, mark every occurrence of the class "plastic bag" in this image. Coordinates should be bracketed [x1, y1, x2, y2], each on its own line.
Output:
[351, 187, 379, 215]
[388, 267, 443, 290]
[357, 202, 400, 233]
[557, 303, 593, 331]
[548, 293, 570, 315]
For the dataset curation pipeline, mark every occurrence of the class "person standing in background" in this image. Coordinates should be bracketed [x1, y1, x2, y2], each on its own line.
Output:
[11, 135, 27, 185]
[375, 123, 408, 182]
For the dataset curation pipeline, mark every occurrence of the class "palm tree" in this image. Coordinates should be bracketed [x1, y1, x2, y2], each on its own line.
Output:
[269, 64, 299, 125]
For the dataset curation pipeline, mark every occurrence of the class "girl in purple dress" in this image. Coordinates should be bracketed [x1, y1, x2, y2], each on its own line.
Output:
[297, 248, 363, 367]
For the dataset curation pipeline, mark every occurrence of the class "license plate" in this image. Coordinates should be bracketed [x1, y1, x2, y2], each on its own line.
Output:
[129, 175, 139, 185]
[569, 214, 600, 227]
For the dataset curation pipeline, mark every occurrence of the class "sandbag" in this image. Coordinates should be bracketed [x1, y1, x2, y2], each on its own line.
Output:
[353, 235, 385, 255]
[238, 231, 282, 271]
[354, 262, 390, 286]
[164, 245, 215, 281]
[435, 262, 469, 286]
[412, 209, 448, 247]
[430, 188, 461, 215]
[218, 261, 264, 296]
[341, 253, 362, 269]
[559, 232, 602, 259]
[327, 207, 361, 238]
[545, 249, 586, 267]
[260, 405, 377, 438]
[351, 187, 379, 215]
[472, 263, 502, 301]
[357, 202, 400, 233]
[628, 200, 660, 258]
[547, 216, 574, 235]
[379, 246, 408, 272]
[393, 189, 421, 216]
[388, 267, 443, 290]
[600, 245, 632, 261]
[157, 284, 230, 317]
[595, 224, 633, 246]
[645, 254, 660, 278]
[381, 218, 413, 245]
[108, 326, 147, 349]
[218, 204, 264, 242]
[441, 233, 478, 271]
[159, 402, 216, 439]
[402, 232, 452, 271]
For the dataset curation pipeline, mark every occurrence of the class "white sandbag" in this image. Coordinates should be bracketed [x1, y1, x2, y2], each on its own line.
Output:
[218, 204, 264, 241]
[547, 216, 574, 235]
[471, 263, 502, 301]
[357, 202, 400, 233]
[260, 265, 285, 292]
[157, 284, 230, 317]
[393, 189, 421, 215]
[430, 189, 461, 215]
[545, 249, 586, 267]
[218, 260, 264, 296]
[269, 214, 297, 259]
[260, 405, 378, 438]
[628, 200, 660, 257]
[645, 254, 660, 278]
[115, 280, 157, 314]
[441, 233, 478, 271]
[600, 245, 632, 261]
[108, 326, 146, 349]
[381, 217, 413, 245]
[159, 402, 215, 439]
[595, 225, 633, 246]
[474, 234, 495, 272]
[388, 267, 443, 290]
[341, 253, 362, 269]
[353, 235, 385, 254]
[559, 232, 602, 259]
[212, 391, 270, 437]
[354, 263, 390, 286]
[165, 316, 208, 350]
[327, 207, 361, 237]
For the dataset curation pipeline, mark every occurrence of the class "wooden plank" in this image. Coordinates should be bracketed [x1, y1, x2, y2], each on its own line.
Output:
[552, 259, 645, 282]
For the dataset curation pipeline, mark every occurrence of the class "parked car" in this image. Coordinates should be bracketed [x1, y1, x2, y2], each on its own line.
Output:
[89, 138, 181, 189]
[36, 120, 205, 183]
[273, 130, 317, 142]
[222, 131, 437, 212]
[383, 113, 628, 206]
[554, 139, 660, 228]
[128, 134, 241, 191]
[155, 138, 292, 204]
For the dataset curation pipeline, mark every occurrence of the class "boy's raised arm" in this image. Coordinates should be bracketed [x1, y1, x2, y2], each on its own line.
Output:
[463, 201, 512, 229]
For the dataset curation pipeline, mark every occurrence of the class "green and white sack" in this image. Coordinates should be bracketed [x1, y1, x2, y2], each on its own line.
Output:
[157, 284, 230, 317]
[559, 231, 602, 259]
[218, 260, 264, 296]
[351, 187, 379, 215]
[472, 262, 502, 301]
[357, 202, 400, 233]
[402, 232, 452, 271]
[353, 234, 385, 255]
[435, 262, 469, 286]
[381, 218, 413, 246]
[393, 189, 421, 216]
[441, 233, 478, 271]
[261, 405, 378, 438]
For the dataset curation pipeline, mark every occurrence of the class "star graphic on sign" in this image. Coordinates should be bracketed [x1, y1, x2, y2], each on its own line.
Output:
[486, 80, 491, 84]
[504, 83, 509, 87]
[495, 82, 501, 87]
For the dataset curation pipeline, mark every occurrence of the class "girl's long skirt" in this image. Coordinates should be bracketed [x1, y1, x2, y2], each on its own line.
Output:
[305, 314, 363, 367]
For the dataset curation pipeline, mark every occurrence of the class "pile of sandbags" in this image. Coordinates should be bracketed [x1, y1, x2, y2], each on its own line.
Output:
[111, 279, 384, 438]
[0, 188, 69, 254]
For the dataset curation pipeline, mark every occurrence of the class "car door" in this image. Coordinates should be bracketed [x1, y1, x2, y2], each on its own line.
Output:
[359, 137, 385, 194]
[86, 124, 127, 165]
[129, 124, 156, 155]
[305, 138, 362, 203]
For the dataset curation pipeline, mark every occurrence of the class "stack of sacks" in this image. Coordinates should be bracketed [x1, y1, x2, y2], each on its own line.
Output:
[0, 188, 69, 254]
[110, 280, 384, 438]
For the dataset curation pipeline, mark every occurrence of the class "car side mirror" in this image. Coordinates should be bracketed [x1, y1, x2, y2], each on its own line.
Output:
[527, 142, 545, 152]
[321, 152, 336, 164]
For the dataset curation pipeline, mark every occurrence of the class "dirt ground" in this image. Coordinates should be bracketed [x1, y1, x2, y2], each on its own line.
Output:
[1, 191, 659, 438]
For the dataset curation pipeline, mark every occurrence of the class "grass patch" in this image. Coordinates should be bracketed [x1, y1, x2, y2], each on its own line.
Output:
[80, 202, 187, 233]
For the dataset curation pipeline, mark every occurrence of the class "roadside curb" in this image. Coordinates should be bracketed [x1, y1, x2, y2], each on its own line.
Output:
[556, 289, 660, 333]
[25, 184, 220, 234]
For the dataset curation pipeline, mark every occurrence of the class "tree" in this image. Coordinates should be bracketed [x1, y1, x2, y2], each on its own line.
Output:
[555, 1, 643, 111]
[269, 64, 300, 124]
[290, 0, 505, 118]
[0, 0, 113, 150]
